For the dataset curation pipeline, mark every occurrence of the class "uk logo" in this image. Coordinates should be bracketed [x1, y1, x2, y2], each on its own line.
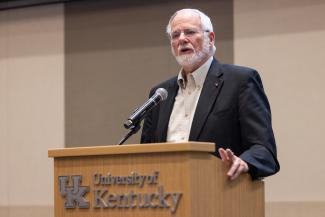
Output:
[58, 175, 90, 208]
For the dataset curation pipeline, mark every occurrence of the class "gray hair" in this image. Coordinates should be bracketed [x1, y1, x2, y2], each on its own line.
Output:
[166, 9, 214, 35]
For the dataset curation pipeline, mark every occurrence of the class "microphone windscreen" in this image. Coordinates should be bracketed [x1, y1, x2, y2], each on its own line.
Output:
[156, 88, 168, 101]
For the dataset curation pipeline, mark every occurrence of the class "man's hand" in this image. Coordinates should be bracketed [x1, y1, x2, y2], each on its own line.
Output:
[218, 148, 249, 181]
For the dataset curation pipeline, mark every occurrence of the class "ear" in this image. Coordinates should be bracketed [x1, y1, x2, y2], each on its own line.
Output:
[208, 31, 215, 45]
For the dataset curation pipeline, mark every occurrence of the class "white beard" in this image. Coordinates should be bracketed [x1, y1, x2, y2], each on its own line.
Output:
[173, 37, 211, 68]
[175, 50, 204, 66]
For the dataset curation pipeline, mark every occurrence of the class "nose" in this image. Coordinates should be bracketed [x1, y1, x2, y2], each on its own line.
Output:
[178, 31, 187, 40]
[178, 32, 189, 44]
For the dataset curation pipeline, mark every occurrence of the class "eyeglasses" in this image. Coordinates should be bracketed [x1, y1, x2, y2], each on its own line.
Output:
[170, 28, 209, 41]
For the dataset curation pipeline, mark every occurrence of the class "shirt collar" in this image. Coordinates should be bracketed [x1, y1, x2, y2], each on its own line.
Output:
[177, 56, 213, 89]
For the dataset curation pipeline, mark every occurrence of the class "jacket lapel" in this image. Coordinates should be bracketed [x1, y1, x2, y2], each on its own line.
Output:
[189, 59, 224, 141]
[156, 78, 178, 142]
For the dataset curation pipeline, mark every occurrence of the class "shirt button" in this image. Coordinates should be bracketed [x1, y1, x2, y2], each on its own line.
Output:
[188, 91, 191, 95]
[185, 114, 188, 117]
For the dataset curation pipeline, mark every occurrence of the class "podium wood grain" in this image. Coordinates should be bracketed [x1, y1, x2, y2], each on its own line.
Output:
[49, 142, 264, 217]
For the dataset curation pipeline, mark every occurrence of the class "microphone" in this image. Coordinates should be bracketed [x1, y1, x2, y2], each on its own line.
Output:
[124, 88, 168, 129]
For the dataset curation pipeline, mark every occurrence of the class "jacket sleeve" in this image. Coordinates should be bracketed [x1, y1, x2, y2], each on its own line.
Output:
[237, 70, 280, 179]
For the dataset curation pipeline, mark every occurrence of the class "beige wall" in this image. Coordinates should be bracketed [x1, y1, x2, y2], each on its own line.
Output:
[0, 4, 64, 217]
[234, 0, 325, 216]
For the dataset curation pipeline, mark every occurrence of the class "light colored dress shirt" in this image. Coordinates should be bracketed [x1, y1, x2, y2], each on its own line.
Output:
[166, 57, 213, 142]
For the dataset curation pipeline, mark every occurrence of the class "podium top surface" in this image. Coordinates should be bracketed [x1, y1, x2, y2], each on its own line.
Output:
[48, 142, 215, 158]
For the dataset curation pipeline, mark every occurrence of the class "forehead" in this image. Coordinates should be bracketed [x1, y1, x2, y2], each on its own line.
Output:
[170, 11, 202, 31]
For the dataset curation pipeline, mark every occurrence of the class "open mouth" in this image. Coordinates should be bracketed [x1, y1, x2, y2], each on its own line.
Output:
[179, 47, 193, 54]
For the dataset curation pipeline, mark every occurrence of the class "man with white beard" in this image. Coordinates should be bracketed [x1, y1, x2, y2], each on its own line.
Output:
[141, 9, 280, 180]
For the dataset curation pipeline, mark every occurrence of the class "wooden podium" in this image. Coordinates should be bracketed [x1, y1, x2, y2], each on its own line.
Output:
[48, 142, 264, 217]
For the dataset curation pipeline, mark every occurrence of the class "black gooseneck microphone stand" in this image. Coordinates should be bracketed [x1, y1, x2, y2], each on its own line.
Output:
[118, 123, 141, 145]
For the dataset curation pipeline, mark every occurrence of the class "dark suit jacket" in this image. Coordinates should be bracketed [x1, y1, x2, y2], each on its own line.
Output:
[141, 59, 280, 179]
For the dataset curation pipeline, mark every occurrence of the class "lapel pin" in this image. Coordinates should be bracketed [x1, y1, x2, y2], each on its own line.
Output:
[215, 82, 219, 87]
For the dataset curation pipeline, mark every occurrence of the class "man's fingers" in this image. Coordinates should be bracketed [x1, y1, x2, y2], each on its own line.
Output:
[228, 159, 249, 180]
[227, 157, 240, 177]
[218, 148, 228, 161]
[219, 148, 249, 181]
[230, 164, 246, 180]
[226, 149, 235, 161]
